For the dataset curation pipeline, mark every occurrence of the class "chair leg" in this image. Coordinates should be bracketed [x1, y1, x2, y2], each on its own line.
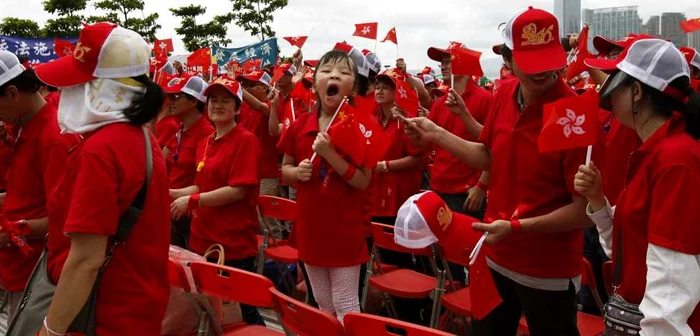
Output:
[256, 231, 269, 274]
[274, 261, 294, 295]
[430, 270, 446, 329]
[385, 293, 399, 319]
[360, 253, 375, 311]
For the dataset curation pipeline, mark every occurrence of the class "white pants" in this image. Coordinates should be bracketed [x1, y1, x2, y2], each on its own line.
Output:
[305, 264, 361, 324]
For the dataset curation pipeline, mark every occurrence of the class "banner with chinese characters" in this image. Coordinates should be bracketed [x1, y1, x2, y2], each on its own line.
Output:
[0, 36, 79, 65]
[211, 38, 278, 68]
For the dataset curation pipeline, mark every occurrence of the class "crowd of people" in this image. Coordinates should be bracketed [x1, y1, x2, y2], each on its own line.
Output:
[0, 5, 698, 336]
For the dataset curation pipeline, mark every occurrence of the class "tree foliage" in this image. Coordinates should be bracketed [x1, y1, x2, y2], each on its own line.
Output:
[88, 0, 161, 41]
[230, 0, 288, 41]
[42, 0, 87, 16]
[171, 5, 234, 52]
[0, 18, 42, 37]
[42, 0, 87, 37]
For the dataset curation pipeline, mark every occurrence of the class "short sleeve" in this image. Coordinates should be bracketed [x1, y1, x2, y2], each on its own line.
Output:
[64, 153, 120, 236]
[478, 103, 497, 149]
[227, 134, 260, 187]
[648, 165, 700, 255]
[277, 118, 298, 157]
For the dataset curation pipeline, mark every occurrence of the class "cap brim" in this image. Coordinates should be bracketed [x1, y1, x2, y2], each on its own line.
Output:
[512, 45, 567, 74]
[593, 36, 623, 56]
[163, 85, 183, 94]
[204, 84, 242, 103]
[492, 44, 504, 55]
[375, 74, 397, 87]
[427, 47, 449, 62]
[599, 71, 631, 106]
[437, 213, 484, 254]
[584, 57, 620, 73]
[34, 55, 94, 87]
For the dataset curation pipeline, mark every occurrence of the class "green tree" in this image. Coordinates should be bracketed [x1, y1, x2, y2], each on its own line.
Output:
[88, 0, 161, 41]
[42, 0, 87, 37]
[0, 18, 42, 37]
[230, 0, 288, 41]
[170, 5, 233, 52]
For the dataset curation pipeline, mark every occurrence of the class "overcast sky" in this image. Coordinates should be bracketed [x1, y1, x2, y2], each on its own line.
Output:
[2, 0, 700, 78]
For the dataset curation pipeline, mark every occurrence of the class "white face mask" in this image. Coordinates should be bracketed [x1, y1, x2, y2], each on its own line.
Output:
[57, 78, 146, 134]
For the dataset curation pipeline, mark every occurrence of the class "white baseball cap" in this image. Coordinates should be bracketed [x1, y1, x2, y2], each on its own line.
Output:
[0, 51, 26, 87]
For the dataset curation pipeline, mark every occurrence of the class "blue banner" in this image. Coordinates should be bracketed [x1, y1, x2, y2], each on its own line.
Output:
[212, 38, 278, 68]
[0, 36, 79, 65]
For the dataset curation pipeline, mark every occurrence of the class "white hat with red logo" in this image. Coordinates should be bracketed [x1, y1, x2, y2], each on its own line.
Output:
[0, 51, 26, 87]
[35, 22, 150, 87]
[163, 74, 209, 102]
[502, 6, 567, 74]
[236, 69, 272, 87]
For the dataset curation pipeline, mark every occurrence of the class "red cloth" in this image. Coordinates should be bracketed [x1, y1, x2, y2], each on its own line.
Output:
[189, 125, 261, 260]
[353, 22, 378, 40]
[598, 110, 640, 205]
[53, 38, 75, 57]
[154, 38, 174, 57]
[612, 113, 700, 333]
[681, 18, 700, 33]
[283, 36, 308, 49]
[187, 47, 212, 68]
[156, 115, 181, 148]
[0, 104, 78, 292]
[479, 78, 605, 278]
[538, 89, 600, 153]
[329, 101, 390, 169]
[394, 80, 419, 116]
[450, 47, 484, 77]
[44, 91, 61, 107]
[429, 80, 493, 194]
[565, 25, 592, 81]
[277, 112, 369, 267]
[381, 27, 398, 44]
[239, 101, 280, 179]
[165, 116, 214, 189]
[280, 95, 307, 138]
[47, 123, 170, 335]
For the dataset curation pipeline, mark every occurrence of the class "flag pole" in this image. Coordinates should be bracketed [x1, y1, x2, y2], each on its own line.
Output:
[310, 97, 348, 163]
[585, 145, 593, 166]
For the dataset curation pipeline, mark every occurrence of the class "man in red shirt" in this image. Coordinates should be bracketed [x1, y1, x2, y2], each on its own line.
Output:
[407, 8, 605, 334]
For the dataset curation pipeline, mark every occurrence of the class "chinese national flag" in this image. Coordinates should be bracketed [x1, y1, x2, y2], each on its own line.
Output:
[381, 27, 398, 45]
[353, 22, 378, 40]
[538, 90, 600, 153]
[53, 39, 75, 57]
[394, 80, 419, 117]
[680, 18, 700, 33]
[290, 81, 310, 101]
[451, 47, 484, 77]
[243, 59, 262, 73]
[566, 25, 591, 81]
[283, 36, 308, 49]
[154, 38, 174, 57]
[187, 47, 212, 68]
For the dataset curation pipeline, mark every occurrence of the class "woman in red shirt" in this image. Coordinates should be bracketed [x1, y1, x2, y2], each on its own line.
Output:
[576, 39, 700, 334]
[278, 50, 372, 324]
[35, 23, 171, 336]
[169, 75, 264, 326]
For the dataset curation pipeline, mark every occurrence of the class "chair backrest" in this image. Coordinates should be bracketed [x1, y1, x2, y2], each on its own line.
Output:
[580, 257, 597, 290]
[344, 312, 453, 336]
[269, 288, 345, 336]
[602, 260, 614, 295]
[371, 222, 432, 257]
[258, 195, 297, 222]
[168, 258, 191, 292]
[189, 261, 275, 308]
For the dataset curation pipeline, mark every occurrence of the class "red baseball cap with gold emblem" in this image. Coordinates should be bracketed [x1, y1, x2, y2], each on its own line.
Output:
[427, 41, 465, 62]
[502, 7, 566, 74]
[204, 75, 243, 103]
[680, 46, 700, 70]
[375, 68, 406, 87]
[236, 69, 272, 87]
[35, 22, 150, 87]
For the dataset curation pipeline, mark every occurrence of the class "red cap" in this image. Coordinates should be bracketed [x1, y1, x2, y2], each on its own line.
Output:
[680, 46, 700, 70]
[375, 68, 406, 86]
[277, 63, 297, 76]
[204, 75, 242, 103]
[427, 41, 464, 62]
[502, 7, 566, 74]
[236, 69, 272, 87]
[431, 84, 450, 97]
[163, 74, 209, 102]
[302, 66, 315, 84]
[304, 60, 318, 68]
[585, 35, 654, 72]
[593, 34, 639, 56]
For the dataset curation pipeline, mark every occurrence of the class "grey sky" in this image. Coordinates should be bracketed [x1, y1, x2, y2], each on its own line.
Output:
[2, 0, 699, 78]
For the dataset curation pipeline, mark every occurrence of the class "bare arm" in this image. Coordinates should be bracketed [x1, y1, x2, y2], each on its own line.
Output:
[242, 90, 270, 116]
[382, 155, 422, 172]
[281, 154, 299, 185]
[458, 112, 484, 140]
[521, 196, 594, 233]
[170, 185, 200, 200]
[433, 127, 491, 171]
[25, 217, 48, 239]
[268, 97, 283, 136]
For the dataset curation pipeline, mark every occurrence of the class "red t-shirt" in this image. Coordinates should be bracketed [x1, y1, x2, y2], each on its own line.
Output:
[156, 115, 181, 148]
[613, 113, 700, 332]
[277, 112, 369, 267]
[0, 104, 78, 292]
[239, 101, 280, 179]
[370, 116, 423, 217]
[46, 123, 170, 336]
[44, 91, 61, 108]
[479, 78, 606, 279]
[189, 125, 261, 260]
[429, 80, 493, 194]
[165, 116, 214, 189]
[598, 110, 640, 206]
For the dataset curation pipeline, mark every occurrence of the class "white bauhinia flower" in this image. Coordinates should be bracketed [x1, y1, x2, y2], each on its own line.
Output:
[557, 109, 586, 138]
[362, 26, 371, 35]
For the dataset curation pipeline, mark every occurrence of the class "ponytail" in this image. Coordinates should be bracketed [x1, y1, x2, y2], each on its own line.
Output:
[682, 87, 700, 139]
[123, 75, 165, 126]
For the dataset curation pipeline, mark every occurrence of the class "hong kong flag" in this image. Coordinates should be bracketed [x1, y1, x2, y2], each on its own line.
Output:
[283, 36, 308, 49]
[353, 22, 378, 40]
[565, 25, 591, 81]
[329, 100, 389, 169]
[394, 79, 419, 117]
[680, 18, 700, 33]
[154, 38, 174, 57]
[538, 90, 600, 153]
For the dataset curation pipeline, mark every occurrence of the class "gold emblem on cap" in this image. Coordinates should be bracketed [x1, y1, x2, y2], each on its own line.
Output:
[437, 206, 452, 231]
[73, 42, 91, 63]
[521, 23, 554, 46]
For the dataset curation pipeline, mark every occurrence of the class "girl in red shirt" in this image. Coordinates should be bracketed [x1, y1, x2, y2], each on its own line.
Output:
[169, 75, 265, 326]
[278, 50, 372, 324]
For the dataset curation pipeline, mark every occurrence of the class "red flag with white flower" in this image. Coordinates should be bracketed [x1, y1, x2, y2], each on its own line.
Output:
[538, 90, 599, 153]
[154, 38, 174, 58]
[353, 22, 378, 40]
[394, 79, 419, 117]
[283, 36, 308, 49]
[565, 25, 591, 81]
[329, 100, 390, 169]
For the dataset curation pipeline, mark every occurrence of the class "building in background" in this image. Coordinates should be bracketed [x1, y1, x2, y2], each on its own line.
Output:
[689, 32, 700, 50]
[643, 15, 660, 37]
[583, 6, 642, 52]
[660, 12, 687, 48]
[554, 0, 581, 37]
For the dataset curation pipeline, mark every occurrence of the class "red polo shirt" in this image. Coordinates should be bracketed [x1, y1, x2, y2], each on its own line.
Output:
[156, 115, 181, 148]
[165, 116, 214, 189]
[429, 80, 493, 194]
[278, 112, 369, 267]
[239, 101, 280, 179]
[612, 113, 700, 332]
[0, 103, 78, 292]
[189, 125, 261, 260]
[47, 123, 170, 336]
[479, 78, 605, 279]
[598, 110, 640, 205]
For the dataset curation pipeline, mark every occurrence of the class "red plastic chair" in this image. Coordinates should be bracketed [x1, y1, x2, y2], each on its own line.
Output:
[189, 261, 283, 335]
[269, 288, 345, 336]
[344, 312, 453, 336]
[518, 258, 605, 336]
[602, 260, 614, 295]
[164, 259, 212, 336]
[256, 196, 299, 293]
[362, 223, 446, 329]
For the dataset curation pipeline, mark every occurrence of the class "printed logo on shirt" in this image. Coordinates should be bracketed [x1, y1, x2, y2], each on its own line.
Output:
[521, 23, 554, 46]
[437, 206, 452, 231]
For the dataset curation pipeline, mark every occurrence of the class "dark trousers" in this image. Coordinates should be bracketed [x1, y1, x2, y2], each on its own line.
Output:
[171, 217, 191, 249]
[581, 227, 609, 315]
[217, 257, 266, 326]
[470, 269, 580, 336]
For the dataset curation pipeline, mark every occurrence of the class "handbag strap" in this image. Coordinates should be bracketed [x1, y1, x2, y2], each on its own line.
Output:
[613, 218, 623, 290]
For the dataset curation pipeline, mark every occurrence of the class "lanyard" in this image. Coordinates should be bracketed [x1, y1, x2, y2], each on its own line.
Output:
[197, 134, 215, 172]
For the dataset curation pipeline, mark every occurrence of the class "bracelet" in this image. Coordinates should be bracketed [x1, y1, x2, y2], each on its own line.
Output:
[384, 160, 391, 172]
[476, 181, 488, 191]
[188, 193, 201, 211]
[341, 165, 357, 181]
[44, 317, 65, 336]
[510, 219, 522, 233]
